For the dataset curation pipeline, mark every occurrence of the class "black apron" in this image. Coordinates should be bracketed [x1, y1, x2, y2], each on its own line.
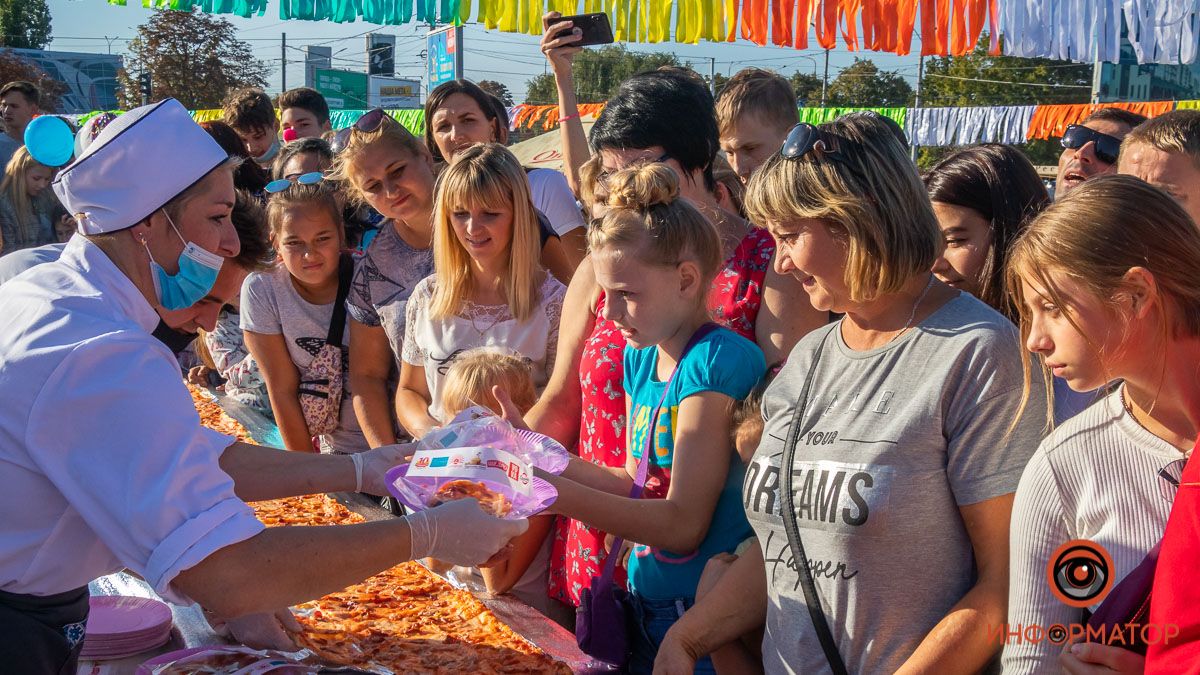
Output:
[0, 585, 89, 674]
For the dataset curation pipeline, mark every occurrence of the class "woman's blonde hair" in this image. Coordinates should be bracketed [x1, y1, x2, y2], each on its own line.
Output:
[328, 113, 428, 206]
[1007, 174, 1200, 425]
[745, 112, 939, 303]
[430, 143, 543, 322]
[589, 163, 722, 285]
[440, 347, 536, 419]
[578, 154, 606, 216]
[1, 147, 53, 246]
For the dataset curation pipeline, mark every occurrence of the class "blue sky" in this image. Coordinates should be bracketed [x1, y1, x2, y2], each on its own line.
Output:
[46, 0, 924, 104]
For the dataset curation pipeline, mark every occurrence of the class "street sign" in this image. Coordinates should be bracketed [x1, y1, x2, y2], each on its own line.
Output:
[426, 25, 463, 95]
[315, 68, 369, 110]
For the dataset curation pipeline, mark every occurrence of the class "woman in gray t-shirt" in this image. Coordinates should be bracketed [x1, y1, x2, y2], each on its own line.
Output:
[655, 113, 1047, 674]
[332, 113, 437, 449]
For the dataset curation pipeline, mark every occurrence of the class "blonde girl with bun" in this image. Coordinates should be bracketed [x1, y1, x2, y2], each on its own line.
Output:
[1003, 175, 1200, 673]
[0, 146, 62, 255]
[535, 162, 766, 674]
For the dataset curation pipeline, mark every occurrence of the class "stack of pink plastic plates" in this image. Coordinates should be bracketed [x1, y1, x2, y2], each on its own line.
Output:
[79, 596, 173, 660]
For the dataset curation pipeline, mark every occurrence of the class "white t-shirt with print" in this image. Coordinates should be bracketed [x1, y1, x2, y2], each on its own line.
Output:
[401, 273, 565, 422]
[241, 263, 368, 454]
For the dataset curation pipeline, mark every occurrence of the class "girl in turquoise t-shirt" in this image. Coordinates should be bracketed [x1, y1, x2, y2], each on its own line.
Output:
[539, 163, 765, 674]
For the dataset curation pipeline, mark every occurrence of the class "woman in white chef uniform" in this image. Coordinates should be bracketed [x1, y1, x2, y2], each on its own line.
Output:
[0, 99, 527, 674]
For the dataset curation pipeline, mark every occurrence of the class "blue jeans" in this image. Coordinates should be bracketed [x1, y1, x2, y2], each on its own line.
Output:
[625, 593, 716, 675]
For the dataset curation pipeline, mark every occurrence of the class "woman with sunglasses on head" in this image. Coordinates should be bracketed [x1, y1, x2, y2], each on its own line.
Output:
[524, 68, 827, 618]
[424, 80, 579, 279]
[1003, 176, 1200, 674]
[655, 113, 1047, 675]
[328, 111, 437, 452]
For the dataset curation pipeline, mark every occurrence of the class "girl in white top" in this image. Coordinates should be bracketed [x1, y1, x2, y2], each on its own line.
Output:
[397, 143, 566, 438]
[242, 182, 367, 454]
[1004, 175, 1200, 673]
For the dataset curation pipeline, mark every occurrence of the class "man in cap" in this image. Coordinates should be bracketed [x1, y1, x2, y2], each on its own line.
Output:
[0, 100, 526, 673]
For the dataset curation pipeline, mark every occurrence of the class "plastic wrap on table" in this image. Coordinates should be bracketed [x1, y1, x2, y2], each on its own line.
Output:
[196, 385, 285, 448]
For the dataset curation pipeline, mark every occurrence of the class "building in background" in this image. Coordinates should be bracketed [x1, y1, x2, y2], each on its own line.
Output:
[1098, 39, 1200, 102]
[4, 48, 122, 113]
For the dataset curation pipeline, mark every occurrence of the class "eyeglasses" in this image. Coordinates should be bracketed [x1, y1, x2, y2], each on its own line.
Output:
[1060, 124, 1122, 165]
[265, 171, 324, 194]
[332, 108, 393, 155]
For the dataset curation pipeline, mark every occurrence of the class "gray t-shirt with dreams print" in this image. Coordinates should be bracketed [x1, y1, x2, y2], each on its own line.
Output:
[745, 292, 1046, 674]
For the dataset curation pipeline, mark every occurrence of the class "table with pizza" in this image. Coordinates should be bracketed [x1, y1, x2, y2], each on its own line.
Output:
[82, 384, 595, 674]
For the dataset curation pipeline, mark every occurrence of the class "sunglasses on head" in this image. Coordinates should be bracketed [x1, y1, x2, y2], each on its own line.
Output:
[781, 123, 845, 161]
[265, 171, 324, 194]
[1060, 124, 1121, 165]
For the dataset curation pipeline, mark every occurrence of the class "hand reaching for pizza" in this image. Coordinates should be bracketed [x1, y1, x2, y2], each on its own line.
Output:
[206, 607, 301, 651]
[406, 497, 530, 566]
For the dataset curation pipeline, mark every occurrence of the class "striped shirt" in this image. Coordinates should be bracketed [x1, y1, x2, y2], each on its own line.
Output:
[1003, 385, 1186, 673]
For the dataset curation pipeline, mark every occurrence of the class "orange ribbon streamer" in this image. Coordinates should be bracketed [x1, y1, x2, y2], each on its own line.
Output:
[1026, 101, 1176, 141]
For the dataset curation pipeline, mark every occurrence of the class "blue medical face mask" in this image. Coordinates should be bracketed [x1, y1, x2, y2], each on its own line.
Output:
[253, 136, 281, 165]
[143, 209, 224, 311]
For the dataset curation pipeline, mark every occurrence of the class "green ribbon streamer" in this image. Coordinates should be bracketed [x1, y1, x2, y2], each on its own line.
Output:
[797, 106, 908, 129]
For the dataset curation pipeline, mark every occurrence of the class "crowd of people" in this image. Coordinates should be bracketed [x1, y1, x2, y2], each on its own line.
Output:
[4, 13, 1200, 674]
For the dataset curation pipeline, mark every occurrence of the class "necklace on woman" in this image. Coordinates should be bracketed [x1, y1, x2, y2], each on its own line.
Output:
[892, 274, 935, 343]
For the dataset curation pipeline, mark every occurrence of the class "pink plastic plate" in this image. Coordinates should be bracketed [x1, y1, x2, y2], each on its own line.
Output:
[86, 596, 172, 636]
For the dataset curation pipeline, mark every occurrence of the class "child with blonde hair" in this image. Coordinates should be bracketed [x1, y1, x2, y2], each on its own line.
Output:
[436, 347, 571, 626]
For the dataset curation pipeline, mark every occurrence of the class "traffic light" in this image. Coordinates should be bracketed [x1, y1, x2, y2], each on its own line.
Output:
[138, 72, 152, 105]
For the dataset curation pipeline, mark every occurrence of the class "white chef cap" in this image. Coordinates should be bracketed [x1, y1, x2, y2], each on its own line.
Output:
[52, 99, 229, 235]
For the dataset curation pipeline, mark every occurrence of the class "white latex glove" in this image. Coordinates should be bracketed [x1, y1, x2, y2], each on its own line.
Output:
[354, 442, 416, 496]
[205, 608, 301, 651]
[407, 497, 529, 566]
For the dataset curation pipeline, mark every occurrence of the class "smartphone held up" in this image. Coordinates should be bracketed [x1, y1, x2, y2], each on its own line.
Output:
[544, 12, 615, 47]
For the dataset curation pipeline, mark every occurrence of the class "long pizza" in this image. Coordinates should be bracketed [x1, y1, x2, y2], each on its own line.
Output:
[187, 384, 571, 673]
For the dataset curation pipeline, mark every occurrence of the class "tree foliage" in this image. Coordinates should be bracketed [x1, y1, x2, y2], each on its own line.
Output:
[790, 71, 824, 106]
[825, 58, 913, 107]
[920, 35, 1092, 107]
[477, 79, 513, 106]
[0, 0, 51, 50]
[0, 50, 63, 110]
[118, 9, 270, 110]
[524, 46, 680, 104]
[916, 36, 1091, 167]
